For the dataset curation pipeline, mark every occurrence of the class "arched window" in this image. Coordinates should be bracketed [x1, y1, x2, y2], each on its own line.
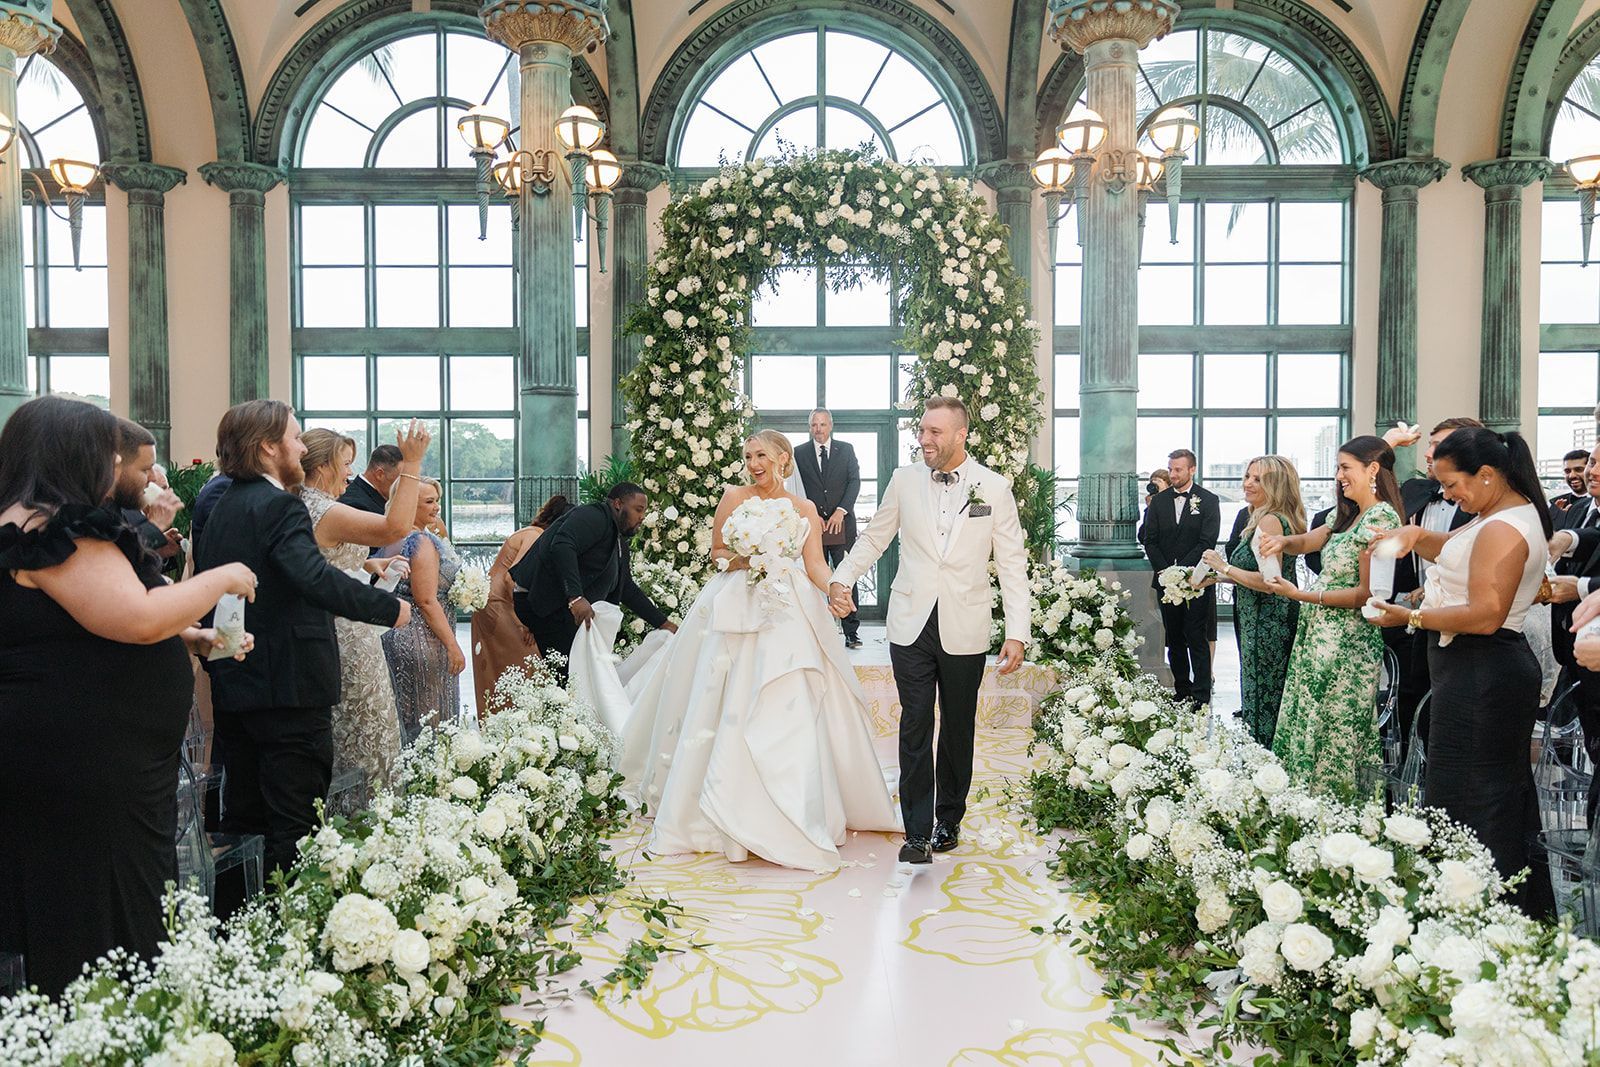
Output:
[667, 23, 975, 616]
[1052, 24, 1353, 553]
[290, 24, 590, 560]
[673, 26, 967, 170]
[18, 53, 108, 407]
[1538, 55, 1600, 486]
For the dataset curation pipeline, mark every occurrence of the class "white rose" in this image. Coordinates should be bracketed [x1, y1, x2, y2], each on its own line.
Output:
[1383, 814, 1430, 848]
[1144, 728, 1174, 754]
[1352, 845, 1396, 885]
[1143, 798, 1173, 839]
[1370, 906, 1412, 948]
[448, 776, 480, 800]
[1124, 833, 1154, 860]
[452, 731, 485, 769]
[1251, 763, 1289, 796]
[826, 235, 849, 254]
[1436, 860, 1485, 905]
[1348, 1007, 1379, 1049]
[359, 861, 402, 899]
[1279, 922, 1335, 972]
[1259, 881, 1303, 924]
[1127, 699, 1157, 722]
[476, 807, 508, 840]
[391, 929, 431, 974]
[1107, 743, 1137, 769]
[1318, 832, 1365, 870]
[1195, 893, 1233, 933]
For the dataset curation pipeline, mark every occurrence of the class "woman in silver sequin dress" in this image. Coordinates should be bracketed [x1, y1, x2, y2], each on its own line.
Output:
[379, 477, 464, 742]
[296, 423, 429, 790]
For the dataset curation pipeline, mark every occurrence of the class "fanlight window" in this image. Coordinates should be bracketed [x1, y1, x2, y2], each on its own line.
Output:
[298, 29, 517, 168]
[675, 26, 967, 168]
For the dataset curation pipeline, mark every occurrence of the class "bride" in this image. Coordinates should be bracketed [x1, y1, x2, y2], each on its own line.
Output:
[618, 429, 900, 871]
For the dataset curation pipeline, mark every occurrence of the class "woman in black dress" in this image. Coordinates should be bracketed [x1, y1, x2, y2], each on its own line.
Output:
[0, 397, 257, 997]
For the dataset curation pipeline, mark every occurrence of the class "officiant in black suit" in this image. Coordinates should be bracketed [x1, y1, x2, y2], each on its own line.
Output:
[510, 482, 677, 679]
[338, 444, 402, 516]
[795, 409, 863, 648]
[194, 400, 408, 877]
[1141, 448, 1221, 706]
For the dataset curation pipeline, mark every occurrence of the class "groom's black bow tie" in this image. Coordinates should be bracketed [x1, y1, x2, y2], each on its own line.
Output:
[1172, 490, 1190, 499]
[1427, 487, 1446, 504]
[932, 470, 958, 485]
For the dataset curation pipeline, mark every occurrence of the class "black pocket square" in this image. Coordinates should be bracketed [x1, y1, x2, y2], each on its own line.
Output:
[969, 504, 992, 517]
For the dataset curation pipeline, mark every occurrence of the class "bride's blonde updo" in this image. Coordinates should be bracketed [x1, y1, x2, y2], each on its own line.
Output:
[746, 429, 795, 482]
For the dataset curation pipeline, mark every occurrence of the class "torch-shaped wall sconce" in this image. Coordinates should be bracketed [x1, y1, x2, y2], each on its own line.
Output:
[1143, 105, 1199, 244]
[1569, 155, 1600, 267]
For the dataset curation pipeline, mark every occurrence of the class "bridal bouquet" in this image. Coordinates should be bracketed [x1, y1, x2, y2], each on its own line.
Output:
[1157, 564, 1205, 605]
[721, 496, 808, 617]
[447, 563, 490, 613]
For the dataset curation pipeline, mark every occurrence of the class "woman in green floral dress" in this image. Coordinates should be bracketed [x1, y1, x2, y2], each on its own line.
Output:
[1202, 456, 1306, 748]
[1257, 436, 1404, 799]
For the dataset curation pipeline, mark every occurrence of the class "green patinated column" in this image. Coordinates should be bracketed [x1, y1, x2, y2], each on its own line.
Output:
[611, 160, 668, 461]
[978, 159, 1037, 300]
[482, 0, 608, 522]
[198, 161, 285, 404]
[1359, 158, 1449, 462]
[1462, 157, 1553, 434]
[103, 163, 187, 459]
[0, 4, 57, 426]
[1049, 0, 1178, 567]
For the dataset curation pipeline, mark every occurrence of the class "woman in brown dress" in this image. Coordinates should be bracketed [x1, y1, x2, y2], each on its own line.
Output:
[471, 495, 573, 713]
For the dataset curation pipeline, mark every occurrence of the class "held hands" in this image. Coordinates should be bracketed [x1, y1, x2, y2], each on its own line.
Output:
[569, 596, 596, 629]
[396, 418, 432, 464]
[828, 582, 855, 619]
[996, 639, 1025, 675]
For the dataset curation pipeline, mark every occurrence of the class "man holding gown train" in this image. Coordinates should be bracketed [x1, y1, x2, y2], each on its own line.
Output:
[829, 396, 1031, 864]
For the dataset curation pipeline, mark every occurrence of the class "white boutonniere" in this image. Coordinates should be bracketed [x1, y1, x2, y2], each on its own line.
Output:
[1188, 493, 1201, 517]
[966, 484, 991, 517]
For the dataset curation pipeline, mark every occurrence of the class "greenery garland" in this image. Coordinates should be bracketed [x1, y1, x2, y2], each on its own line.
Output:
[623, 148, 1043, 581]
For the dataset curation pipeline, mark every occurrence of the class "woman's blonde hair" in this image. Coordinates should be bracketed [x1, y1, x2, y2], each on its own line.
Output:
[1242, 455, 1307, 538]
[746, 429, 795, 480]
[298, 427, 356, 487]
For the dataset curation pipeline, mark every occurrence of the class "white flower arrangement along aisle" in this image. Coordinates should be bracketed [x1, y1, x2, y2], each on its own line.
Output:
[1027, 654, 1600, 1064]
[622, 148, 1043, 583]
[0, 659, 673, 1065]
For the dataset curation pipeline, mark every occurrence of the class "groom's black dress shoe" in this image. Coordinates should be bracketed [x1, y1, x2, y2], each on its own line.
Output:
[931, 822, 959, 853]
[844, 635, 862, 649]
[898, 836, 933, 864]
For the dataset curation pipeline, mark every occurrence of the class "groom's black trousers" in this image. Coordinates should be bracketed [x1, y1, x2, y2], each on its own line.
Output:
[889, 606, 987, 840]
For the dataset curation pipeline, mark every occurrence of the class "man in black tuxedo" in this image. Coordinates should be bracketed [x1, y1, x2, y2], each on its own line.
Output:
[1552, 449, 1592, 529]
[112, 418, 184, 558]
[1551, 465, 1600, 816]
[510, 481, 677, 679]
[338, 444, 402, 516]
[795, 409, 862, 648]
[1141, 448, 1221, 705]
[194, 400, 408, 876]
[1389, 418, 1481, 749]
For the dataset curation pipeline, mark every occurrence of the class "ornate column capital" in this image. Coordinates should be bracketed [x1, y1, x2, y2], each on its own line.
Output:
[199, 161, 286, 197]
[1462, 156, 1554, 193]
[480, 0, 608, 54]
[615, 160, 670, 195]
[0, 2, 59, 60]
[1047, 0, 1179, 54]
[102, 162, 187, 196]
[1359, 156, 1451, 194]
[976, 158, 1036, 193]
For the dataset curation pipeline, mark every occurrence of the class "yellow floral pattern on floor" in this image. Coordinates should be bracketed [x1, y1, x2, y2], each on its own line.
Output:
[510, 665, 1170, 1066]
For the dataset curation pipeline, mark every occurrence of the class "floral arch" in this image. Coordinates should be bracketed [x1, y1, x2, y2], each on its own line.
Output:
[623, 149, 1043, 578]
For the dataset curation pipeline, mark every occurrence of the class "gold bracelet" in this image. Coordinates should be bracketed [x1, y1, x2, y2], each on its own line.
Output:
[1407, 609, 1423, 634]
[395, 472, 422, 483]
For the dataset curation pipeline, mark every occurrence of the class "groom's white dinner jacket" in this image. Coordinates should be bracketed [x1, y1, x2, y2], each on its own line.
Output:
[830, 458, 1031, 655]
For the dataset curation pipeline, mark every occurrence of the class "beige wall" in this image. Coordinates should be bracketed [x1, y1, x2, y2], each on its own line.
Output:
[64, 0, 1595, 469]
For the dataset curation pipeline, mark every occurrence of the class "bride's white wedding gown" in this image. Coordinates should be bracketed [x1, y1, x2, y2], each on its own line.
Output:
[616, 554, 901, 872]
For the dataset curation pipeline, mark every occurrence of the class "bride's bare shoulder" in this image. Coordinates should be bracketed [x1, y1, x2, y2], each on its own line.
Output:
[791, 495, 820, 520]
[718, 485, 752, 508]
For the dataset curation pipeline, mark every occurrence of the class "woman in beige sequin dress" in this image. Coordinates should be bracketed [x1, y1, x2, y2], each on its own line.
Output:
[297, 423, 430, 791]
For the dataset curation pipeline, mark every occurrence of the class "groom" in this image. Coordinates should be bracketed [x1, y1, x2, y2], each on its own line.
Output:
[828, 396, 1031, 864]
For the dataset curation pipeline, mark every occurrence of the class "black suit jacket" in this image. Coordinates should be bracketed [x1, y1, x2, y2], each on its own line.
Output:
[338, 476, 388, 516]
[194, 476, 402, 712]
[1223, 507, 1250, 562]
[1141, 484, 1221, 588]
[509, 502, 667, 627]
[794, 438, 860, 542]
[190, 474, 233, 549]
[1303, 507, 1333, 575]
[1556, 524, 1600, 667]
[1554, 494, 1596, 532]
[1393, 477, 1474, 597]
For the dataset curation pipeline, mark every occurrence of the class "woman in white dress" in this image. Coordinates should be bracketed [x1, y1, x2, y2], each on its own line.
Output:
[620, 429, 899, 871]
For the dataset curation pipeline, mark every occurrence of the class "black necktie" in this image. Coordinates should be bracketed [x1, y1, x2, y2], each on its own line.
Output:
[933, 470, 956, 485]
[1586, 507, 1600, 530]
[819, 445, 828, 473]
